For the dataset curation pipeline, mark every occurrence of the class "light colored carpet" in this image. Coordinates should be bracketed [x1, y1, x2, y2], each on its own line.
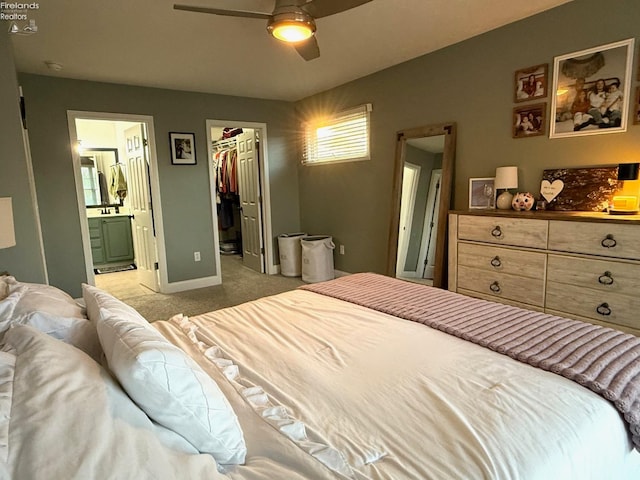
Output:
[95, 255, 305, 322]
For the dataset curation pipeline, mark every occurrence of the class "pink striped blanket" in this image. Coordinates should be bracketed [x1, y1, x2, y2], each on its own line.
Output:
[300, 273, 640, 451]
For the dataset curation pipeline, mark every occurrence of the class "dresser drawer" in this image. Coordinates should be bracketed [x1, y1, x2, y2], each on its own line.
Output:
[547, 254, 640, 297]
[546, 282, 640, 330]
[458, 215, 548, 249]
[548, 221, 640, 260]
[457, 265, 545, 307]
[458, 243, 546, 279]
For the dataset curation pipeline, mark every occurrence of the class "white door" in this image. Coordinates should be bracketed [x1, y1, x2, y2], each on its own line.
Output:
[418, 169, 442, 279]
[124, 124, 159, 291]
[236, 129, 264, 273]
[396, 163, 420, 276]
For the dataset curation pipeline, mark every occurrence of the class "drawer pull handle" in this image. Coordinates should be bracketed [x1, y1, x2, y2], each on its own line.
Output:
[598, 271, 614, 285]
[601, 234, 617, 248]
[489, 281, 501, 293]
[490, 226, 503, 238]
[490, 256, 502, 267]
[596, 303, 612, 316]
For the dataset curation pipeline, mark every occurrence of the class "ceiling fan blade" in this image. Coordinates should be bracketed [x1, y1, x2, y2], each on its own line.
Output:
[294, 36, 320, 61]
[173, 4, 271, 20]
[300, 0, 372, 19]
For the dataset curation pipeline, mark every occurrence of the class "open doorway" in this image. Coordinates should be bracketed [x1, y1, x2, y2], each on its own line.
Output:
[206, 119, 275, 282]
[67, 111, 166, 293]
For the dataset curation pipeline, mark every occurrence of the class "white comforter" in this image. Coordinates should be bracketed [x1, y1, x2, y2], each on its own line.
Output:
[155, 289, 640, 480]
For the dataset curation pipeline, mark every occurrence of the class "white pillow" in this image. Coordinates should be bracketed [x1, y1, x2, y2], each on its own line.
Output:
[82, 283, 147, 325]
[0, 350, 15, 466]
[0, 275, 13, 301]
[0, 286, 26, 328]
[97, 315, 246, 465]
[14, 311, 102, 362]
[10, 281, 85, 320]
[1, 325, 217, 479]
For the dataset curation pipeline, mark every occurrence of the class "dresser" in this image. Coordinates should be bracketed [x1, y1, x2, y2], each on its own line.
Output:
[448, 210, 640, 336]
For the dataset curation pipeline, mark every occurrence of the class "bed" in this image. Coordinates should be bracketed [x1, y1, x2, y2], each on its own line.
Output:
[0, 273, 638, 479]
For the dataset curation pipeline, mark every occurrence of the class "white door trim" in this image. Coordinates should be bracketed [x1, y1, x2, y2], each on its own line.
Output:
[206, 119, 275, 281]
[66, 110, 168, 292]
[416, 169, 442, 279]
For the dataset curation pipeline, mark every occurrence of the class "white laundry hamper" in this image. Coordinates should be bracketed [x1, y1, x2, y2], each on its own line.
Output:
[277, 233, 306, 277]
[301, 236, 335, 283]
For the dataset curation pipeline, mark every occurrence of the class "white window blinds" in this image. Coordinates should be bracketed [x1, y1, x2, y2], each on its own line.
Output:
[302, 103, 372, 165]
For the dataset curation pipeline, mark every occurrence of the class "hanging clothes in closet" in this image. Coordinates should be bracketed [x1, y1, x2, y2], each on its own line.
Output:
[212, 138, 239, 232]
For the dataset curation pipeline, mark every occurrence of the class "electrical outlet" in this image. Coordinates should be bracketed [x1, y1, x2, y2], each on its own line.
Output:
[339, 245, 345, 255]
[194, 251, 201, 262]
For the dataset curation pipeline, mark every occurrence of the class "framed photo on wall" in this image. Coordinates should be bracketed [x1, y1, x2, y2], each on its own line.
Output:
[550, 38, 634, 138]
[513, 103, 546, 138]
[469, 177, 496, 209]
[514, 63, 548, 103]
[169, 132, 196, 165]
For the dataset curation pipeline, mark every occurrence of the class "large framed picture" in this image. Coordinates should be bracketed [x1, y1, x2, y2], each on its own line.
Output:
[513, 103, 546, 138]
[469, 177, 496, 209]
[514, 63, 548, 103]
[550, 38, 634, 138]
[169, 132, 196, 165]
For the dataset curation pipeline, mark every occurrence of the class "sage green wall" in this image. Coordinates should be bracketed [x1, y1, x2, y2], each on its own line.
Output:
[0, 33, 46, 284]
[297, 0, 640, 274]
[19, 74, 299, 297]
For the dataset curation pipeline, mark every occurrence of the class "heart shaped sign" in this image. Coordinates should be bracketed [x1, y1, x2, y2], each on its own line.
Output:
[540, 179, 564, 203]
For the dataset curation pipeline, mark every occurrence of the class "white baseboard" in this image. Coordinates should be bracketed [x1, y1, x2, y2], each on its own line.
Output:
[161, 275, 221, 294]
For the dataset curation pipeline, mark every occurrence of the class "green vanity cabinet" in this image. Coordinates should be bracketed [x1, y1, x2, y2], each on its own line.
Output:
[88, 216, 134, 266]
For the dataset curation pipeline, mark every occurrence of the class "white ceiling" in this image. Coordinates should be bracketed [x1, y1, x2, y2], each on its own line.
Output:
[9, 0, 571, 101]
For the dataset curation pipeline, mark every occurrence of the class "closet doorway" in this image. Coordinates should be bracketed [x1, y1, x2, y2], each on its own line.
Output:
[206, 120, 275, 280]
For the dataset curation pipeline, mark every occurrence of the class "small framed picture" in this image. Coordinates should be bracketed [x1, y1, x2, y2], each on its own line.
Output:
[634, 87, 640, 125]
[514, 63, 548, 103]
[469, 177, 496, 209]
[169, 132, 196, 165]
[513, 103, 546, 138]
[550, 38, 634, 138]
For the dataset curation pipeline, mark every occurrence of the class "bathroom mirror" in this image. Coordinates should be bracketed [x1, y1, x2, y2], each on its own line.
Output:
[387, 123, 456, 288]
[80, 148, 122, 208]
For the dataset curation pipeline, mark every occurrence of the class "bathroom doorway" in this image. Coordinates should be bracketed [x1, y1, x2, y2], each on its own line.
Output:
[67, 111, 165, 293]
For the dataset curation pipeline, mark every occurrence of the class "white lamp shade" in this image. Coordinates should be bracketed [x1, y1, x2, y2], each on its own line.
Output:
[0, 198, 16, 248]
[495, 166, 518, 189]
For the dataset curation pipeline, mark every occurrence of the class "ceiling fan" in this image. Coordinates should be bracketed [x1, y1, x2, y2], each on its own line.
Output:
[173, 0, 373, 61]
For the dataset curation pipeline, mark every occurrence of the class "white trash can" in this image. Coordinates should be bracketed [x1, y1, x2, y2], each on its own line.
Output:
[301, 235, 335, 283]
[278, 233, 306, 277]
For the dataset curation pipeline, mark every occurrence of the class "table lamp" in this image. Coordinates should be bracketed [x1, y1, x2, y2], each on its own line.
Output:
[495, 166, 518, 210]
[0, 198, 16, 248]
[610, 163, 639, 214]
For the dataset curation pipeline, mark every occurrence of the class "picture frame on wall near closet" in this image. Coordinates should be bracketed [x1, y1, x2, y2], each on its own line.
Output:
[169, 132, 197, 165]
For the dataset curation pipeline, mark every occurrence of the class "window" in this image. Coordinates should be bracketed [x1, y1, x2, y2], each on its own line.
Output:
[302, 103, 372, 165]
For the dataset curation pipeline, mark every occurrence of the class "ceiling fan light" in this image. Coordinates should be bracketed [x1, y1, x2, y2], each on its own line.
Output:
[267, 12, 316, 43]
